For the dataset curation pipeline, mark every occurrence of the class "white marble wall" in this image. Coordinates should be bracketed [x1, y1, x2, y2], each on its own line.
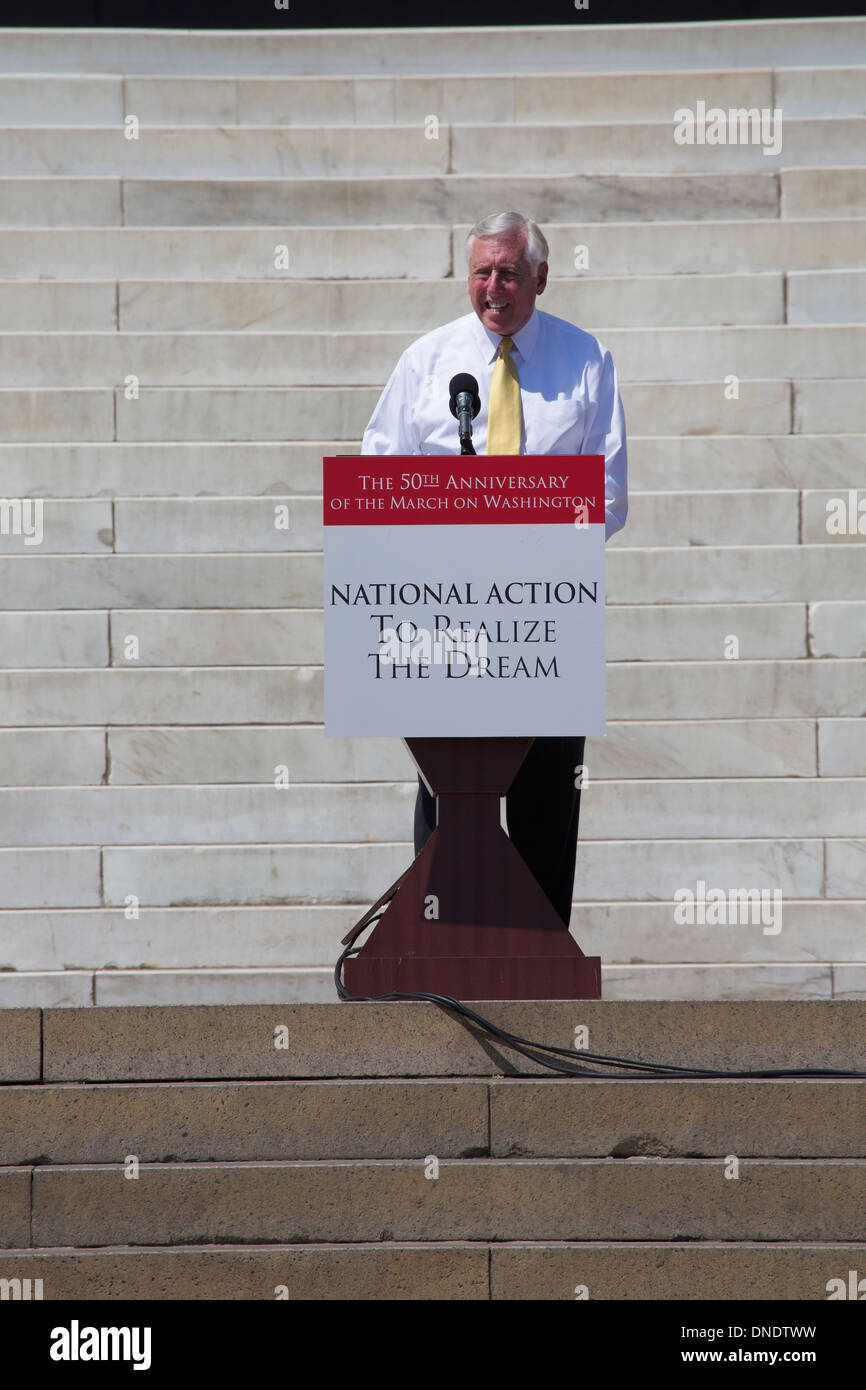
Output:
[0, 19, 864, 1003]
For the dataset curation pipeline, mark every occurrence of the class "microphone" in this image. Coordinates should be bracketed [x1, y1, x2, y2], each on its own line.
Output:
[449, 373, 481, 456]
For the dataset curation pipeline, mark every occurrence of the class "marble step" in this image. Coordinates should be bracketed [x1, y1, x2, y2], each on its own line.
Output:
[2, 899, 865, 974]
[0, 437, 861, 497]
[0, 1241, 862, 1300]
[0, 490, 805, 555]
[0, 226, 451, 280]
[3, 833, 860, 909]
[0, 121, 863, 178]
[0, 597, 817, 666]
[782, 168, 866, 219]
[0, 174, 780, 228]
[0, 657, 864, 723]
[0, 547, 861, 610]
[1, 961, 866, 1006]
[789, 270, 866, 324]
[0, 380, 813, 441]
[0, 173, 861, 230]
[526, 215, 866, 275]
[2, 963, 863, 1007]
[1, 20, 862, 76]
[112, 274, 788, 332]
[0, 714, 859, 788]
[1, 219, 862, 279]
[0, 715, 833, 786]
[0, 272, 797, 332]
[2, 68, 864, 126]
[1, 328, 863, 389]
[119, 169, 866, 226]
[95, 598, 808, 662]
[103, 717, 825, 783]
[0, 779, 863, 846]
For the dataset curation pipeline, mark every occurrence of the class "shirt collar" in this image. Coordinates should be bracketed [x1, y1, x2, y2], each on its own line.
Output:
[472, 306, 541, 364]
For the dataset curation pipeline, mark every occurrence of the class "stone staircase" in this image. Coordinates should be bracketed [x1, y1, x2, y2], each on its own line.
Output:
[0, 18, 864, 1008]
[1, 1000, 864, 1299]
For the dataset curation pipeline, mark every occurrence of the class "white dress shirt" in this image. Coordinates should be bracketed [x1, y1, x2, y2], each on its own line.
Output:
[361, 306, 627, 540]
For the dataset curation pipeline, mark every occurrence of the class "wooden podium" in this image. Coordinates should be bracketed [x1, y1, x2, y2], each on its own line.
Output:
[342, 735, 601, 999]
[325, 455, 606, 1001]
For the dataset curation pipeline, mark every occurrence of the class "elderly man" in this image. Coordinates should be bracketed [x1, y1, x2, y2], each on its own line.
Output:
[361, 210, 627, 927]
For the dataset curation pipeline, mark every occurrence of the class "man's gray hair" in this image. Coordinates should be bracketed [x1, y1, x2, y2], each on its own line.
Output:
[465, 211, 549, 272]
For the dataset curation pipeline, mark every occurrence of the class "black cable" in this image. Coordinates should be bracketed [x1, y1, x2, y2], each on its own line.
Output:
[335, 921, 866, 1081]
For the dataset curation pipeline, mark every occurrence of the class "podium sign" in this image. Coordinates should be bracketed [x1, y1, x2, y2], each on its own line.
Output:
[324, 456, 605, 737]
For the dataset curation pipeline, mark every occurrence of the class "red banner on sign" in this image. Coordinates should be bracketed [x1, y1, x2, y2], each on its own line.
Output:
[323, 456, 605, 526]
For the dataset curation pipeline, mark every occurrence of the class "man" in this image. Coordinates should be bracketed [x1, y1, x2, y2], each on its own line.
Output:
[361, 210, 627, 927]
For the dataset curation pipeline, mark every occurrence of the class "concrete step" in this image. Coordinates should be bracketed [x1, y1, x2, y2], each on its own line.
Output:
[2, 1240, 865, 1300]
[2, 897, 865, 974]
[24, 1000, 866, 1076]
[2, 1078, 864, 1164]
[0, 436, 860, 497]
[9, 1233, 866, 1304]
[0, 1242, 493, 1299]
[2, 21, 862, 75]
[2, 68, 864, 127]
[0, 778, 863, 846]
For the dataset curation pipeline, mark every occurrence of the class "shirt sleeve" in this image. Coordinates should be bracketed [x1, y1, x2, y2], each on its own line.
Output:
[581, 347, 628, 541]
[361, 351, 422, 455]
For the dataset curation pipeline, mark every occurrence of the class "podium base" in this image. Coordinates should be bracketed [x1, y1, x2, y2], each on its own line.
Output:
[343, 951, 601, 1001]
[342, 736, 602, 1003]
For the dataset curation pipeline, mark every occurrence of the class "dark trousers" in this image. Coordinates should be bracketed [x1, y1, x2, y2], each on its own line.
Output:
[413, 736, 587, 926]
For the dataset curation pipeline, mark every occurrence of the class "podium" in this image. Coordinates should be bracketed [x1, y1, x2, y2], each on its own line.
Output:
[324, 456, 605, 1000]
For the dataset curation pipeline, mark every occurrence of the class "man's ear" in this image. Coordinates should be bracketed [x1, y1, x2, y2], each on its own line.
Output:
[536, 261, 549, 295]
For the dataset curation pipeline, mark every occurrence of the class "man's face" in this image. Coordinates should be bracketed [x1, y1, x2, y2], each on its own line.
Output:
[467, 230, 548, 337]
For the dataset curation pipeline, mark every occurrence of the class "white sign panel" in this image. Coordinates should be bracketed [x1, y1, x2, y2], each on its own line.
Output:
[323, 457, 606, 737]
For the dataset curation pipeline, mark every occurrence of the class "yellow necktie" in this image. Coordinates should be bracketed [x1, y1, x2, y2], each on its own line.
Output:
[487, 336, 522, 455]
